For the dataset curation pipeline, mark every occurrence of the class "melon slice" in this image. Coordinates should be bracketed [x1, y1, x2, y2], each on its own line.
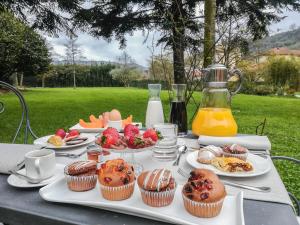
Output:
[122, 115, 133, 128]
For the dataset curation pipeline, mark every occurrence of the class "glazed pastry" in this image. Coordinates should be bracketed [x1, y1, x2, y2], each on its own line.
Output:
[137, 169, 176, 207]
[182, 169, 226, 218]
[47, 135, 63, 146]
[64, 161, 97, 192]
[222, 144, 248, 161]
[211, 157, 253, 172]
[197, 145, 223, 164]
[98, 159, 135, 201]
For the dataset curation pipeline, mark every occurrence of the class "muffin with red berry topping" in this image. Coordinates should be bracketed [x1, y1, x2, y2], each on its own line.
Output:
[182, 169, 226, 218]
[64, 160, 97, 192]
[98, 158, 135, 200]
[137, 169, 176, 207]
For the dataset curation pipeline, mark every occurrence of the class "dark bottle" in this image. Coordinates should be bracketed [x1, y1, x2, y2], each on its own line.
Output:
[169, 84, 188, 136]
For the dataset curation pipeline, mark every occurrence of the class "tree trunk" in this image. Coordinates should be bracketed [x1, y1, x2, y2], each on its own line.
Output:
[203, 0, 216, 68]
[172, 0, 185, 84]
[73, 66, 76, 89]
[42, 75, 45, 88]
[13, 73, 19, 87]
[20, 73, 24, 87]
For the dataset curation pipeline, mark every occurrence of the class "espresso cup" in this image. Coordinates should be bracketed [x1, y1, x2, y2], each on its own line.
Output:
[25, 149, 56, 179]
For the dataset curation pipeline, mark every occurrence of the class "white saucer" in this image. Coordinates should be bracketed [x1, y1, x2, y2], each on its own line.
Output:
[7, 164, 65, 188]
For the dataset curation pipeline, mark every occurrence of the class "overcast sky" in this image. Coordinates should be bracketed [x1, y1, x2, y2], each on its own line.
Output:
[46, 11, 300, 67]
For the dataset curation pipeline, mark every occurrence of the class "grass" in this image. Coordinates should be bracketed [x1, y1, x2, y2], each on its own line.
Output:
[0, 87, 299, 201]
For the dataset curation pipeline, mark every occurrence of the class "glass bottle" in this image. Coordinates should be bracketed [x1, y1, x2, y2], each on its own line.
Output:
[192, 64, 243, 137]
[169, 84, 188, 136]
[145, 84, 164, 128]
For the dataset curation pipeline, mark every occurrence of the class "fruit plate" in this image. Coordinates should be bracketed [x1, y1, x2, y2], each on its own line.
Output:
[70, 122, 143, 133]
[40, 178, 245, 225]
[33, 134, 95, 150]
[186, 152, 271, 178]
[103, 145, 155, 153]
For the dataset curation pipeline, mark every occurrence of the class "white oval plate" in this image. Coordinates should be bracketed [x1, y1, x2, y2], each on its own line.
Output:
[186, 151, 271, 177]
[33, 134, 95, 150]
[7, 164, 65, 188]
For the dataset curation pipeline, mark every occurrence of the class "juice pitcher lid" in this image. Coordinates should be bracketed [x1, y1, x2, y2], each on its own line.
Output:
[204, 64, 228, 87]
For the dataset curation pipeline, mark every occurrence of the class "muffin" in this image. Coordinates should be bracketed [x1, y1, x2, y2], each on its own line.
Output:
[222, 144, 248, 161]
[182, 169, 226, 218]
[137, 169, 176, 207]
[64, 161, 97, 192]
[98, 158, 135, 201]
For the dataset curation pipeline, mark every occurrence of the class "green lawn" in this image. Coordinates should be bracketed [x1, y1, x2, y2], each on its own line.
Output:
[0, 87, 299, 201]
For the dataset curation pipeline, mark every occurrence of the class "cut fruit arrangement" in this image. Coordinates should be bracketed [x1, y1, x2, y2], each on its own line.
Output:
[96, 124, 161, 150]
[47, 129, 87, 147]
[79, 110, 132, 129]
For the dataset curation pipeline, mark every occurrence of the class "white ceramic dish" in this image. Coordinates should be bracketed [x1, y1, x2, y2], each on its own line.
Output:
[7, 164, 65, 188]
[70, 122, 143, 133]
[33, 134, 95, 150]
[40, 178, 244, 225]
[186, 151, 271, 177]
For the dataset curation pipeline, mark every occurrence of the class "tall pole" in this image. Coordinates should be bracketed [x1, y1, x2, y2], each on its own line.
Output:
[203, 0, 216, 68]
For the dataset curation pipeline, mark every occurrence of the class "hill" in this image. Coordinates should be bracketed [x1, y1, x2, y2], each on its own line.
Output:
[250, 28, 300, 53]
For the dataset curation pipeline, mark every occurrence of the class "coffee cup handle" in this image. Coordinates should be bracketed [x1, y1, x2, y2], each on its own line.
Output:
[34, 158, 41, 176]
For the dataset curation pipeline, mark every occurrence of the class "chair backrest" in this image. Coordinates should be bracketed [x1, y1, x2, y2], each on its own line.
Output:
[0, 81, 38, 143]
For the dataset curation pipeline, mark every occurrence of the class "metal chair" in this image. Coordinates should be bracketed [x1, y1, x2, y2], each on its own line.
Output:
[0, 81, 38, 144]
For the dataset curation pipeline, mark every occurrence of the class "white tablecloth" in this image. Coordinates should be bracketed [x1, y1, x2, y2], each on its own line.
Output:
[0, 135, 292, 207]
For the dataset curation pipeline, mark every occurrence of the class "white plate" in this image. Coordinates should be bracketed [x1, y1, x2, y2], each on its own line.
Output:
[70, 122, 143, 133]
[186, 152, 271, 177]
[7, 164, 65, 188]
[33, 134, 95, 150]
[40, 178, 244, 225]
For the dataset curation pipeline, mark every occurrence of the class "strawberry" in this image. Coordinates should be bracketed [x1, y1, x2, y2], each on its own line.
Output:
[55, 128, 66, 139]
[66, 129, 80, 139]
[100, 134, 117, 148]
[124, 124, 140, 138]
[143, 128, 161, 142]
[102, 127, 119, 139]
[127, 136, 145, 149]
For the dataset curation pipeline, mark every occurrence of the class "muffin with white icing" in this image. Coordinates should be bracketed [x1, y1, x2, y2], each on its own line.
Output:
[137, 169, 176, 207]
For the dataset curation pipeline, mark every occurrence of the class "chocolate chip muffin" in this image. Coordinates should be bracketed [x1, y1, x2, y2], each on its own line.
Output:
[98, 158, 135, 201]
[137, 169, 176, 207]
[64, 161, 97, 192]
[182, 169, 226, 217]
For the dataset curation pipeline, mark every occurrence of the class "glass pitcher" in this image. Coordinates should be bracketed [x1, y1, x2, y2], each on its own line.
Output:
[145, 84, 164, 128]
[192, 64, 243, 137]
[169, 84, 188, 136]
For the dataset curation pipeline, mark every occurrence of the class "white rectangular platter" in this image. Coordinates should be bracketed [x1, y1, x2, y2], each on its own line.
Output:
[40, 178, 245, 225]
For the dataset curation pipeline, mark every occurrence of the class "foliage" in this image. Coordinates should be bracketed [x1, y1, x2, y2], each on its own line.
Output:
[36, 64, 117, 87]
[149, 56, 173, 82]
[0, 12, 51, 83]
[110, 68, 142, 87]
[265, 57, 300, 92]
[0, 0, 83, 34]
[0, 88, 299, 201]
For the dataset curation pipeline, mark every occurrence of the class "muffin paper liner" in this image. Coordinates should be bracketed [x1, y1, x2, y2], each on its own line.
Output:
[139, 184, 177, 207]
[182, 194, 224, 218]
[100, 181, 135, 201]
[222, 151, 248, 161]
[65, 174, 97, 192]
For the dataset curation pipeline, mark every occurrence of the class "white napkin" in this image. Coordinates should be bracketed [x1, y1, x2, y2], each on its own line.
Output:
[198, 134, 271, 150]
[0, 144, 37, 174]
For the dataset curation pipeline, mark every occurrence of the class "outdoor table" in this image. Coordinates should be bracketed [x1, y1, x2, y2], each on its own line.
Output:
[0, 141, 299, 225]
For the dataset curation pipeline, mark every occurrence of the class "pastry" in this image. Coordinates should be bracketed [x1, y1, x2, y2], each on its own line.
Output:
[64, 161, 97, 192]
[182, 169, 226, 218]
[197, 145, 223, 164]
[47, 135, 63, 146]
[211, 157, 253, 172]
[222, 144, 248, 161]
[137, 169, 176, 207]
[98, 159, 135, 201]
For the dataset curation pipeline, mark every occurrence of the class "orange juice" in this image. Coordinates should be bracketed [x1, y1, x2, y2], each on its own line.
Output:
[192, 107, 237, 136]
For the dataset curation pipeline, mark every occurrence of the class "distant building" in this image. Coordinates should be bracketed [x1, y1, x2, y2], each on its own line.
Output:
[257, 47, 300, 62]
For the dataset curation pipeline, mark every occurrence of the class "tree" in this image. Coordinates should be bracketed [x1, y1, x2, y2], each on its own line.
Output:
[110, 68, 141, 87]
[203, 0, 216, 67]
[0, 12, 50, 85]
[64, 30, 85, 88]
